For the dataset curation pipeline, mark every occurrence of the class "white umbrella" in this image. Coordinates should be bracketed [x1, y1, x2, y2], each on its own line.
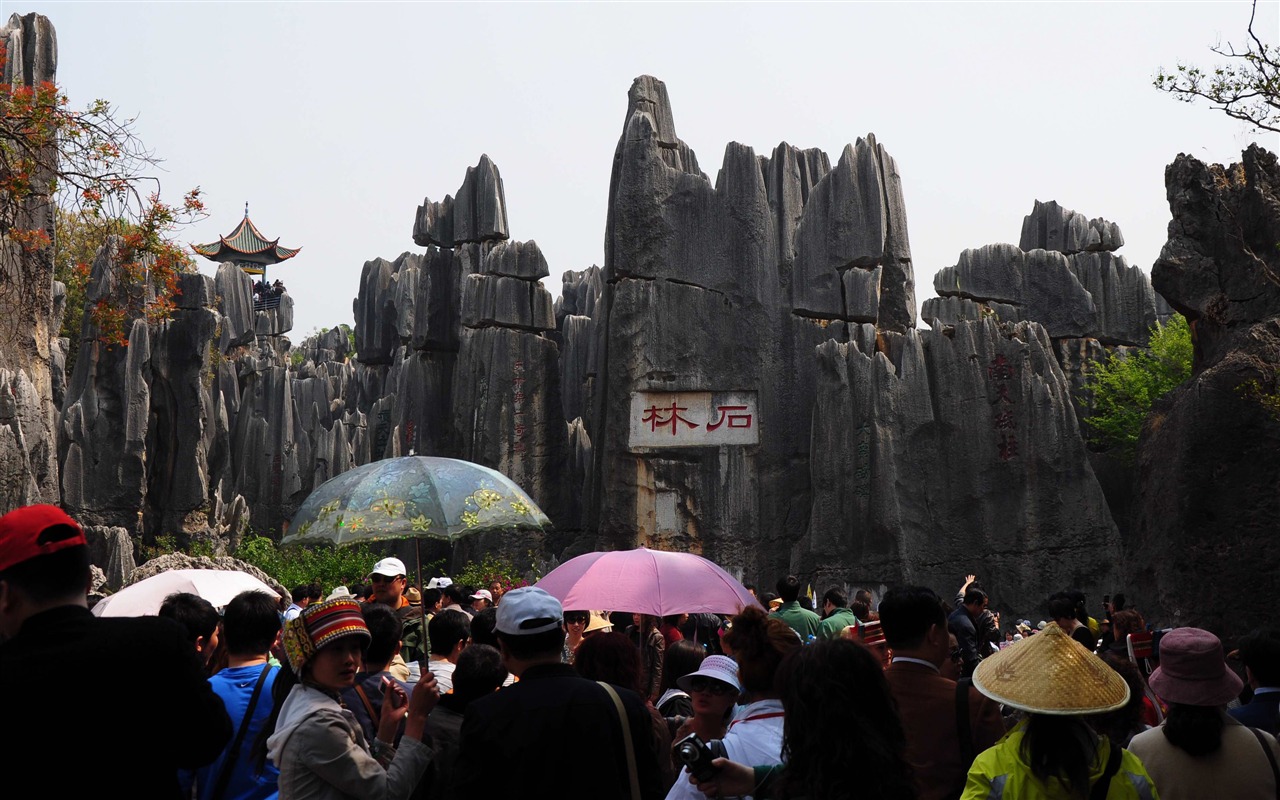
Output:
[92, 569, 280, 617]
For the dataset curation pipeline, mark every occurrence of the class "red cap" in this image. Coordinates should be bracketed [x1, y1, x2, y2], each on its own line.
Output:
[0, 505, 87, 572]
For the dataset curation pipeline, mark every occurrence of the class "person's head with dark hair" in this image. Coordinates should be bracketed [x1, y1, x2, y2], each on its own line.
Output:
[451, 643, 507, 704]
[822, 588, 847, 615]
[1111, 593, 1127, 613]
[1088, 651, 1148, 748]
[574, 632, 644, 695]
[0, 505, 92, 639]
[158, 592, 222, 668]
[1066, 589, 1089, 626]
[878, 585, 947, 662]
[429, 609, 471, 661]
[775, 575, 802, 604]
[470, 606, 499, 647]
[659, 639, 707, 695]
[854, 588, 873, 608]
[492, 587, 565, 672]
[775, 638, 914, 800]
[723, 605, 801, 697]
[1111, 609, 1145, 643]
[222, 590, 282, 658]
[291, 583, 321, 606]
[850, 600, 870, 622]
[360, 602, 402, 672]
[422, 587, 443, 614]
[443, 584, 467, 609]
[1238, 627, 1280, 688]
[962, 587, 988, 615]
[744, 583, 757, 597]
[1047, 593, 1077, 626]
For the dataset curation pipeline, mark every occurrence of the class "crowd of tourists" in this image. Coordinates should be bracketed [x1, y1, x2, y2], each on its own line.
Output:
[1, 503, 1277, 799]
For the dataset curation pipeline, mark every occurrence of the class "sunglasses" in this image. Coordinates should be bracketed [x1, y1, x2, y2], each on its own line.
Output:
[688, 677, 737, 696]
[949, 648, 963, 664]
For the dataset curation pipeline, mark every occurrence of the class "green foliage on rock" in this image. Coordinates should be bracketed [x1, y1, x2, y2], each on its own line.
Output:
[1084, 315, 1193, 458]
[236, 535, 383, 592]
[454, 552, 532, 594]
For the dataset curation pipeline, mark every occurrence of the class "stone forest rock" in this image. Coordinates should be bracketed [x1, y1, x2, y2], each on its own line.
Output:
[1129, 144, 1280, 642]
[0, 13, 62, 511]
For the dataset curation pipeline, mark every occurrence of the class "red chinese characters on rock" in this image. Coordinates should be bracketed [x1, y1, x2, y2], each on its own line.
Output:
[641, 402, 754, 436]
[988, 355, 1018, 461]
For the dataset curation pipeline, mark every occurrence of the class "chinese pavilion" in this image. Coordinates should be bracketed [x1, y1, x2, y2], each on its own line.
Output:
[191, 204, 301, 284]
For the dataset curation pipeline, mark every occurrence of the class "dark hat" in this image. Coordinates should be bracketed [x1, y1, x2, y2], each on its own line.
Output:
[0, 505, 86, 572]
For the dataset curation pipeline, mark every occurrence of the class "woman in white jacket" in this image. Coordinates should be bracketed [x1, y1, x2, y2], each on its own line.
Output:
[257, 597, 440, 800]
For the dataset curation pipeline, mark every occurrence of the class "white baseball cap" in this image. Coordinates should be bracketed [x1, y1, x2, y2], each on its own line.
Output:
[470, 589, 493, 602]
[370, 557, 407, 578]
[495, 587, 563, 635]
[427, 576, 453, 589]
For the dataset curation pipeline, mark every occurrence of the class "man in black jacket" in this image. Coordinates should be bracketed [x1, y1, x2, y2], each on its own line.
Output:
[452, 587, 663, 799]
[0, 504, 231, 798]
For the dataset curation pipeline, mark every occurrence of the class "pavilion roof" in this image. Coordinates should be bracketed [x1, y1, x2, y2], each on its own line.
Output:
[191, 213, 301, 266]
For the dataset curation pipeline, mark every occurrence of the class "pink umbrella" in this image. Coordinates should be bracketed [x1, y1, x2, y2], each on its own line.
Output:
[534, 548, 761, 616]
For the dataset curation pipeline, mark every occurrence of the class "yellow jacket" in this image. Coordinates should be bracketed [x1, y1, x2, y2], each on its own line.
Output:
[963, 725, 1159, 800]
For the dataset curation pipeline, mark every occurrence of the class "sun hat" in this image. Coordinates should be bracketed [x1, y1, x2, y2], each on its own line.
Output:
[584, 611, 613, 633]
[405, 587, 422, 605]
[282, 597, 371, 677]
[972, 622, 1129, 715]
[1148, 627, 1243, 707]
[495, 586, 563, 635]
[0, 505, 86, 573]
[768, 597, 784, 610]
[370, 557, 407, 578]
[677, 654, 742, 694]
[326, 585, 354, 601]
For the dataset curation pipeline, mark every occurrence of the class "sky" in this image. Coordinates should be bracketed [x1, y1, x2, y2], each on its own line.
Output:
[14, 0, 1280, 337]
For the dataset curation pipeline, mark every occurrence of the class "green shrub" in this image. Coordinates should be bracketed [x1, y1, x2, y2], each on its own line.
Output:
[454, 553, 531, 595]
[236, 536, 386, 592]
[1084, 315, 1193, 458]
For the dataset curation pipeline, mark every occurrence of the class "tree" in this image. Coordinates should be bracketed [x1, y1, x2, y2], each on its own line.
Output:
[1084, 315, 1193, 458]
[1154, 1, 1280, 134]
[0, 32, 204, 348]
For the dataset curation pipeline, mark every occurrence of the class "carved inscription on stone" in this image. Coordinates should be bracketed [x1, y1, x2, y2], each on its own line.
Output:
[628, 392, 759, 449]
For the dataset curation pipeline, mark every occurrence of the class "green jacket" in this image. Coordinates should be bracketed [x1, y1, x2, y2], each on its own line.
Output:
[962, 724, 1159, 800]
[770, 600, 821, 640]
[817, 607, 858, 640]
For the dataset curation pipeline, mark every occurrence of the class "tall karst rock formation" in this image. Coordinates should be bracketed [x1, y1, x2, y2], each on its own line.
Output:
[1129, 144, 1280, 642]
[0, 13, 63, 511]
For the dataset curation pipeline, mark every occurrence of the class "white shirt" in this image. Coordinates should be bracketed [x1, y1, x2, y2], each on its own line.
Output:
[664, 698, 785, 800]
[427, 659, 456, 693]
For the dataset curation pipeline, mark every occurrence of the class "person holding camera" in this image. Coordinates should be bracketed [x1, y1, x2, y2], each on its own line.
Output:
[667, 606, 798, 800]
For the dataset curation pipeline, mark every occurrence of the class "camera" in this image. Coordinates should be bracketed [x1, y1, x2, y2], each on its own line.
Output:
[673, 733, 726, 781]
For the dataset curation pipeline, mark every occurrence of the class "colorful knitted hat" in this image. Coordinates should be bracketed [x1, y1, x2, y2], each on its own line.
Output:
[282, 597, 370, 677]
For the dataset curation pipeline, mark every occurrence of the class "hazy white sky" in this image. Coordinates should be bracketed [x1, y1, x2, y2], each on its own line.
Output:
[17, 1, 1280, 336]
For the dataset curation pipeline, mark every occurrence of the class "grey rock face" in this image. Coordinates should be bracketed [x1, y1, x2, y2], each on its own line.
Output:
[83, 525, 136, 591]
[795, 318, 1120, 614]
[461, 274, 555, 331]
[214, 264, 255, 351]
[1019, 199, 1124, 254]
[413, 155, 509, 248]
[0, 12, 61, 513]
[1129, 145, 1280, 641]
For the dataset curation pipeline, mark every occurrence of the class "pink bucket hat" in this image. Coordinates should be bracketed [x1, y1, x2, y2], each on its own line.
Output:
[1149, 627, 1243, 707]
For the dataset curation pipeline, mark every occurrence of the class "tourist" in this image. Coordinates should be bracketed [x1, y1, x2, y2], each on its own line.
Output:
[1088, 652, 1152, 748]
[285, 583, 322, 621]
[879, 585, 1005, 800]
[426, 609, 471, 694]
[261, 597, 439, 799]
[1049, 592, 1097, 650]
[1230, 627, 1280, 735]
[451, 587, 663, 798]
[655, 639, 707, 721]
[961, 622, 1157, 799]
[584, 609, 614, 636]
[769, 575, 820, 640]
[186, 590, 283, 800]
[576, 632, 676, 791]
[563, 609, 590, 663]
[627, 612, 666, 703]
[949, 574, 989, 678]
[660, 613, 687, 646]
[368, 557, 426, 682]
[816, 587, 857, 639]
[1128, 627, 1280, 799]
[159, 590, 224, 674]
[685, 638, 915, 800]
[468, 588, 492, 614]
[340, 604, 414, 746]
[668, 606, 798, 800]
[426, 643, 507, 800]
[0, 505, 232, 797]
[669, 653, 739, 745]
[487, 580, 505, 606]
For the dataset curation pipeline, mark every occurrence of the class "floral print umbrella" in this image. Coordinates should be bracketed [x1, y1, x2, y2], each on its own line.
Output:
[282, 456, 551, 546]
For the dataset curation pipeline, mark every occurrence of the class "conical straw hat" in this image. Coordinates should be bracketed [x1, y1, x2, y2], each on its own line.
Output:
[972, 622, 1129, 715]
